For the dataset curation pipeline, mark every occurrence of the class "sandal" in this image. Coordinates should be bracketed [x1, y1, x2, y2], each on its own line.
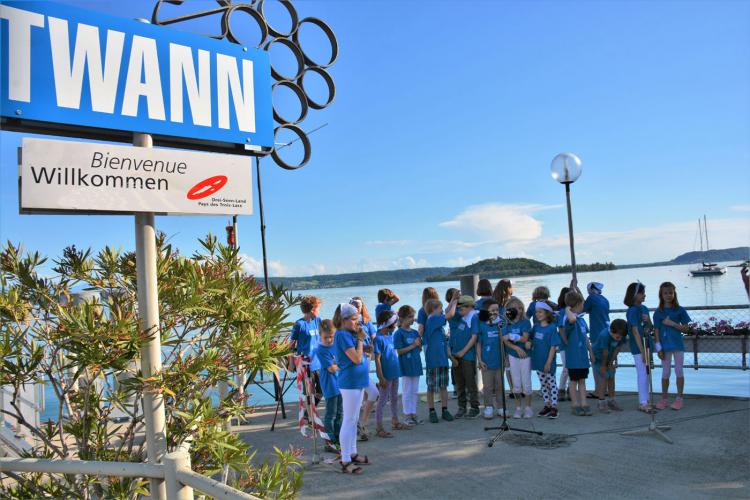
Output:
[392, 421, 411, 430]
[638, 405, 656, 414]
[375, 428, 393, 438]
[340, 461, 363, 475]
[350, 454, 372, 465]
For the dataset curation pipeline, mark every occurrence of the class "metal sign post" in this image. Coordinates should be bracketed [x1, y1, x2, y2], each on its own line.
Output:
[133, 132, 167, 500]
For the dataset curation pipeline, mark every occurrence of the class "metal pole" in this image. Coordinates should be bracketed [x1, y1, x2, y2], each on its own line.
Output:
[134, 132, 167, 500]
[255, 157, 270, 292]
[564, 182, 577, 283]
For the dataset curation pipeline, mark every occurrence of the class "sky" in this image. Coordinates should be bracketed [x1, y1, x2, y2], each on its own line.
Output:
[1, 0, 749, 278]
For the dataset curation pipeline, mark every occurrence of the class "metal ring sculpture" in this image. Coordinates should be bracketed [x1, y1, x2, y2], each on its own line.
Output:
[151, 0, 336, 170]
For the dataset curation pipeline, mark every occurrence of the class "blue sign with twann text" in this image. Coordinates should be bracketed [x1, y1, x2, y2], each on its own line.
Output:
[0, 1, 273, 149]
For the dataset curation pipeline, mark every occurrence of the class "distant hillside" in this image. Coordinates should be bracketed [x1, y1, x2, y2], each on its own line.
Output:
[426, 257, 615, 282]
[269, 267, 454, 290]
[670, 247, 749, 265]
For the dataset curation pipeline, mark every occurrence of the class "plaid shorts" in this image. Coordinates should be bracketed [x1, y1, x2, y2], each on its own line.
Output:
[426, 367, 449, 393]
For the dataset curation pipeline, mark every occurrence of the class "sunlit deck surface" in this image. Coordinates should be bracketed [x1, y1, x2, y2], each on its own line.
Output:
[237, 393, 749, 499]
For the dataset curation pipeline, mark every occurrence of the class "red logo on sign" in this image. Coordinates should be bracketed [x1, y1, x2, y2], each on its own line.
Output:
[187, 175, 228, 200]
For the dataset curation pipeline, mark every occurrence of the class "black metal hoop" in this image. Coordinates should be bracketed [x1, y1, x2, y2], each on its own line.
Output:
[298, 66, 335, 110]
[272, 80, 308, 125]
[292, 17, 338, 69]
[263, 37, 305, 81]
[257, 0, 299, 38]
[271, 124, 311, 170]
[222, 4, 268, 48]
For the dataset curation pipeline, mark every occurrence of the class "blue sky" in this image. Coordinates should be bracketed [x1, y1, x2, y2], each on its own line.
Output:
[1, 0, 749, 277]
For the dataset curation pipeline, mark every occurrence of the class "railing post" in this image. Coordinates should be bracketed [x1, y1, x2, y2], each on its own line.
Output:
[742, 334, 747, 371]
[164, 449, 194, 500]
[693, 335, 699, 370]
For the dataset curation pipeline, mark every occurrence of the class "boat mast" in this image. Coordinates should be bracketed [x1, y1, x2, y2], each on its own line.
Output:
[703, 214, 711, 251]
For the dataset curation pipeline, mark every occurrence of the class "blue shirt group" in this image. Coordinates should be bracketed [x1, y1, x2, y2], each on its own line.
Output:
[563, 314, 591, 369]
[653, 306, 691, 352]
[583, 293, 610, 344]
[291, 316, 322, 371]
[374, 333, 401, 381]
[313, 343, 340, 399]
[531, 323, 561, 374]
[423, 313, 450, 369]
[334, 330, 370, 389]
[626, 304, 651, 355]
[448, 313, 479, 361]
[478, 321, 503, 369]
[503, 319, 532, 358]
[393, 327, 423, 377]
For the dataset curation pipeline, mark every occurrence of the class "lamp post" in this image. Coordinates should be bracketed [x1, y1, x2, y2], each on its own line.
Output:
[550, 152, 582, 284]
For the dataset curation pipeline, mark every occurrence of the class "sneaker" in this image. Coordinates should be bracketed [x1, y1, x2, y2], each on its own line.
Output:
[671, 397, 684, 411]
[483, 406, 494, 419]
[574, 406, 586, 416]
[582, 406, 593, 416]
[497, 408, 505, 417]
[412, 415, 425, 424]
[429, 409, 439, 423]
[598, 401, 610, 414]
[537, 406, 552, 417]
[607, 400, 623, 411]
[548, 407, 559, 419]
[656, 398, 670, 410]
[523, 407, 534, 419]
[454, 407, 467, 419]
[513, 407, 523, 419]
[467, 407, 480, 419]
[441, 409, 454, 421]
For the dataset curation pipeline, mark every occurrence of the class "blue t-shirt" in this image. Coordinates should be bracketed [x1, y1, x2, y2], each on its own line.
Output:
[503, 319, 532, 358]
[525, 302, 538, 325]
[393, 327, 423, 377]
[448, 313, 479, 361]
[291, 317, 321, 371]
[417, 307, 427, 327]
[563, 315, 590, 369]
[626, 305, 651, 355]
[474, 296, 491, 311]
[556, 309, 567, 351]
[478, 322, 503, 369]
[583, 294, 610, 344]
[360, 320, 377, 340]
[374, 333, 401, 380]
[313, 344, 340, 399]
[592, 333, 626, 365]
[374, 303, 391, 322]
[423, 313, 449, 369]
[531, 323, 561, 374]
[653, 307, 691, 353]
[334, 330, 369, 389]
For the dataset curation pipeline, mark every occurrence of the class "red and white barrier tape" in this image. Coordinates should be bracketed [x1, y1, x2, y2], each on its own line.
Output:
[296, 355, 330, 441]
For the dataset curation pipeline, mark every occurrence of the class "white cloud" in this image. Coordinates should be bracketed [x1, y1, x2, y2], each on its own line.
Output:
[391, 256, 430, 269]
[238, 254, 327, 277]
[439, 203, 562, 241]
[731, 204, 750, 212]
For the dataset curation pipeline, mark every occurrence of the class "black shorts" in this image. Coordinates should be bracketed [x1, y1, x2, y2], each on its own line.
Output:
[568, 368, 589, 381]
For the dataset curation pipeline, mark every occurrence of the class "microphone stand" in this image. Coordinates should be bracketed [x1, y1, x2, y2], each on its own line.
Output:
[621, 321, 673, 444]
[485, 319, 542, 447]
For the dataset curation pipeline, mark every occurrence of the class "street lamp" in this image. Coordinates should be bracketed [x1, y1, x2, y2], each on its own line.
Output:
[550, 152, 582, 283]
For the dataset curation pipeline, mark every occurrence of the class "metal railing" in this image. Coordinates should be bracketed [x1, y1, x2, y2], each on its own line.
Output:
[0, 448, 259, 500]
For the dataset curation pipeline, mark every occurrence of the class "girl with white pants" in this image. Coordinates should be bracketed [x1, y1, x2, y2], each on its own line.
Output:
[625, 282, 652, 412]
[393, 306, 423, 426]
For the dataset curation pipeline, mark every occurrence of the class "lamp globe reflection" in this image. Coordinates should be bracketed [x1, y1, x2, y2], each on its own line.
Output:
[550, 152, 582, 184]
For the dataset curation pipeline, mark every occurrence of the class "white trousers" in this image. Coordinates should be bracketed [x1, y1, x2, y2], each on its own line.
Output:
[509, 356, 532, 395]
[401, 376, 420, 415]
[558, 351, 569, 390]
[364, 379, 379, 401]
[632, 354, 649, 406]
[339, 388, 364, 462]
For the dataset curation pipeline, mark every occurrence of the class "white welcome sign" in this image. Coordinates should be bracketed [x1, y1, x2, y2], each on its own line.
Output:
[20, 138, 253, 215]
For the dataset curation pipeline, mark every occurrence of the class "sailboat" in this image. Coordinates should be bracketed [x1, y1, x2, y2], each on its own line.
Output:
[690, 215, 727, 277]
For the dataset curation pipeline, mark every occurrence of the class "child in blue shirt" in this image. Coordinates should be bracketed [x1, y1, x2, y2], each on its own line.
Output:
[449, 295, 480, 419]
[477, 299, 504, 419]
[374, 310, 407, 437]
[393, 305, 423, 426]
[474, 278, 494, 311]
[348, 297, 378, 441]
[624, 282, 653, 412]
[417, 287, 439, 336]
[423, 292, 458, 423]
[375, 288, 400, 323]
[561, 290, 594, 416]
[592, 319, 627, 413]
[531, 302, 561, 419]
[314, 319, 342, 452]
[502, 297, 534, 419]
[526, 286, 551, 326]
[653, 282, 692, 411]
[555, 286, 571, 402]
[290, 295, 323, 406]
